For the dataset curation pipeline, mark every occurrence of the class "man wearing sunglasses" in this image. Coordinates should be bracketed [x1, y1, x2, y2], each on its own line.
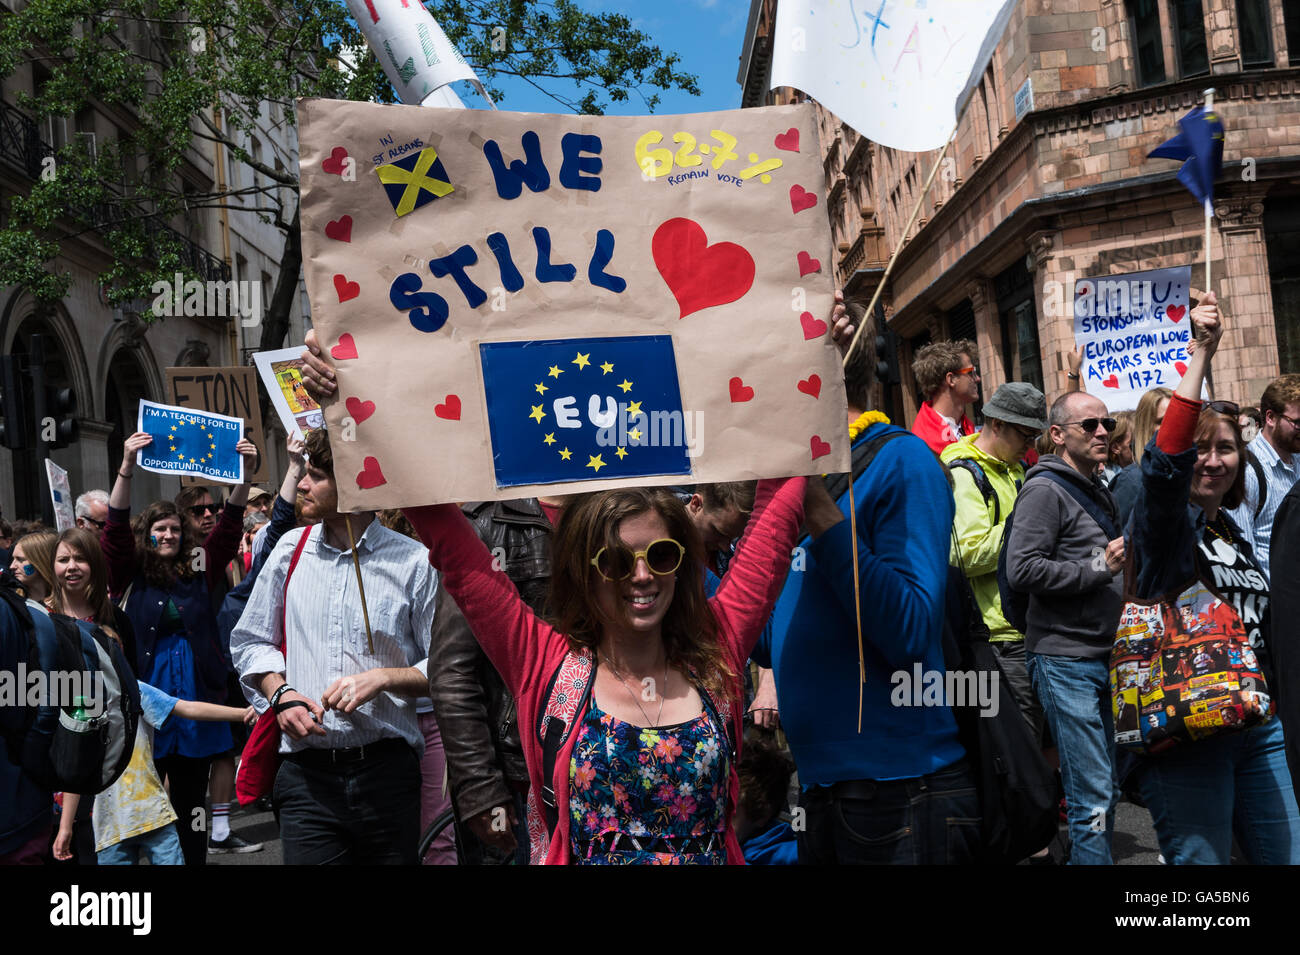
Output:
[74, 489, 109, 533]
[1004, 391, 1126, 864]
[910, 339, 980, 455]
[1227, 374, 1300, 580]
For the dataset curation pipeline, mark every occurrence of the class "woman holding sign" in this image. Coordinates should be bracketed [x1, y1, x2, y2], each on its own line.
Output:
[101, 430, 260, 866]
[1127, 293, 1300, 864]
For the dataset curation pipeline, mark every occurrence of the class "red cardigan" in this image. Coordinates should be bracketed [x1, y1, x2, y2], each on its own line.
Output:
[404, 477, 806, 865]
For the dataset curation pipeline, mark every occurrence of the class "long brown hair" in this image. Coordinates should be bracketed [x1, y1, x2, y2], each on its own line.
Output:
[1195, 407, 1247, 511]
[547, 488, 736, 700]
[12, 531, 57, 598]
[1132, 387, 1173, 465]
[135, 501, 196, 589]
[47, 528, 115, 625]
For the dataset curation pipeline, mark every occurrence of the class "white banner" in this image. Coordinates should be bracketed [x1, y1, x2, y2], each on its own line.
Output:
[346, 0, 479, 105]
[44, 459, 74, 532]
[770, 0, 1011, 152]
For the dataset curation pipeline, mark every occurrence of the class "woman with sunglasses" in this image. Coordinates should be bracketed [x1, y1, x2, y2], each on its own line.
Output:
[402, 475, 805, 865]
[8, 531, 57, 605]
[1128, 292, 1300, 864]
[101, 430, 260, 866]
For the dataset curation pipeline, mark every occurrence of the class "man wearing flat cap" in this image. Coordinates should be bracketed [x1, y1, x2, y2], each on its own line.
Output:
[940, 382, 1048, 738]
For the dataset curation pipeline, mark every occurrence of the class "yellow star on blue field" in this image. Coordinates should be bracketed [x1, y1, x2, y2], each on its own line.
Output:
[629, 428, 642, 442]
[171, 425, 177, 432]
[189, 457, 196, 464]
[587, 454, 606, 472]
[176, 453, 184, 461]
[210, 443, 216, 450]
[626, 400, 642, 416]
[600, 361, 614, 374]
[543, 432, 556, 445]
[618, 379, 633, 393]
[615, 447, 628, 459]
[529, 404, 546, 423]
[548, 365, 564, 379]
[535, 382, 548, 395]
[559, 447, 572, 461]
[572, 352, 590, 369]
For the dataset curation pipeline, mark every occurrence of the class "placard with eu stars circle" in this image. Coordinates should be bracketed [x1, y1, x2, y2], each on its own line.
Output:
[135, 399, 245, 484]
[479, 335, 692, 488]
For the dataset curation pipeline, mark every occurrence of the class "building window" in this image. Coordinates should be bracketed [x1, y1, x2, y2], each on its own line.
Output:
[1264, 194, 1300, 374]
[1236, 0, 1274, 67]
[1285, 0, 1300, 59]
[995, 260, 1043, 393]
[1126, 0, 1167, 86]
[1171, 0, 1210, 77]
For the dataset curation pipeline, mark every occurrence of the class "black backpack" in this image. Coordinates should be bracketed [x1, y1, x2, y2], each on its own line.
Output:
[1245, 448, 1267, 519]
[0, 579, 140, 794]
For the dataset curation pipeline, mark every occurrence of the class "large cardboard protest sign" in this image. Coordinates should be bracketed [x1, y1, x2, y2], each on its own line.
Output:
[297, 98, 847, 509]
[166, 366, 270, 485]
[1072, 266, 1193, 413]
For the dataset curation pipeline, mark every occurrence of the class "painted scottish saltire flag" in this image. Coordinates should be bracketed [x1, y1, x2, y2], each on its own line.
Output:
[136, 399, 244, 483]
[479, 335, 692, 488]
[375, 146, 454, 217]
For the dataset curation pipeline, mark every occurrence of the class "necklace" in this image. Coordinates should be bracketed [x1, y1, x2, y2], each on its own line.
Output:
[600, 653, 668, 727]
[848, 409, 891, 443]
[1205, 514, 1236, 545]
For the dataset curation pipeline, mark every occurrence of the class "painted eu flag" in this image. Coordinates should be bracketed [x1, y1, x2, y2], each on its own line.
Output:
[1148, 105, 1224, 209]
[479, 335, 692, 488]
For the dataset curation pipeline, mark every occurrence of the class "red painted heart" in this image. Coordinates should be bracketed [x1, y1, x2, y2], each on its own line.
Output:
[345, 397, 375, 424]
[797, 374, 822, 399]
[729, 377, 755, 402]
[330, 333, 359, 361]
[797, 251, 821, 277]
[356, 456, 386, 489]
[334, 274, 360, 303]
[810, 435, 832, 460]
[652, 217, 756, 319]
[1166, 305, 1186, 322]
[322, 146, 349, 176]
[434, 395, 461, 420]
[1175, 361, 1188, 376]
[325, 215, 353, 242]
[800, 312, 828, 340]
[774, 128, 800, 152]
[1102, 374, 1120, 389]
[789, 185, 817, 214]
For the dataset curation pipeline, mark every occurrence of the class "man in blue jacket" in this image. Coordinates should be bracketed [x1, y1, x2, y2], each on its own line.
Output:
[754, 306, 978, 864]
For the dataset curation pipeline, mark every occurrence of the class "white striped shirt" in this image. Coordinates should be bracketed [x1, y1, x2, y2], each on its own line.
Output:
[231, 519, 438, 753]
[1227, 432, 1298, 583]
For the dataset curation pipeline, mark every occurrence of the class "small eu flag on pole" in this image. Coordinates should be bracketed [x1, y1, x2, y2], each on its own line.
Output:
[1148, 90, 1225, 303]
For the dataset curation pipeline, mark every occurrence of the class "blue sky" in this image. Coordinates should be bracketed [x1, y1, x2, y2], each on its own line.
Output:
[447, 0, 752, 116]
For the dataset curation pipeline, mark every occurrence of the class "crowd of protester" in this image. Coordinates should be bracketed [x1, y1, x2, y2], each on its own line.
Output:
[3, 288, 1300, 866]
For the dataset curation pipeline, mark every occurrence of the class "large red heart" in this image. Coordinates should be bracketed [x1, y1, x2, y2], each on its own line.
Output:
[345, 397, 375, 424]
[800, 312, 828, 340]
[774, 128, 800, 152]
[331, 333, 359, 361]
[334, 274, 360, 303]
[325, 215, 352, 242]
[435, 395, 461, 420]
[356, 456, 386, 489]
[1166, 305, 1186, 323]
[652, 218, 756, 319]
[797, 251, 821, 277]
[1102, 374, 1120, 389]
[797, 374, 822, 399]
[322, 146, 349, 176]
[1175, 361, 1188, 376]
[729, 377, 754, 402]
[790, 185, 817, 214]
[810, 435, 832, 460]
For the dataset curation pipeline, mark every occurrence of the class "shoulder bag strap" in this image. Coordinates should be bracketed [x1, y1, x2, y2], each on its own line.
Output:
[280, 527, 313, 655]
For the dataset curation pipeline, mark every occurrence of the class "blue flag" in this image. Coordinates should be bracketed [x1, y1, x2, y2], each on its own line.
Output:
[136, 399, 244, 483]
[479, 335, 692, 488]
[1148, 105, 1224, 209]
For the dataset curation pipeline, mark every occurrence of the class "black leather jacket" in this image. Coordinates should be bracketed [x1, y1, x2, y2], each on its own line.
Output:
[429, 499, 552, 821]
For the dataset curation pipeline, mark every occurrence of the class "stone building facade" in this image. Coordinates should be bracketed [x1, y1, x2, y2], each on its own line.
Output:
[740, 0, 1300, 424]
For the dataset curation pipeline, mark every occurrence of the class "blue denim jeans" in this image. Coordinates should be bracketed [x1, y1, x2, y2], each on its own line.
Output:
[1137, 716, 1300, 864]
[1027, 652, 1119, 865]
[796, 758, 981, 865]
[98, 825, 185, 865]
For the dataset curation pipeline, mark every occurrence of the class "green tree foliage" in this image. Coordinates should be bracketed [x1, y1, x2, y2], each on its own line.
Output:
[0, 0, 698, 351]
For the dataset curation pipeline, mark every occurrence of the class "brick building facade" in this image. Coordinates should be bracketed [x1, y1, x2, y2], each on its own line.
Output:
[740, 0, 1300, 423]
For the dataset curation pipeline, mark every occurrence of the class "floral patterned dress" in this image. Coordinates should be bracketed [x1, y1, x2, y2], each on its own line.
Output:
[569, 701, 730, 864]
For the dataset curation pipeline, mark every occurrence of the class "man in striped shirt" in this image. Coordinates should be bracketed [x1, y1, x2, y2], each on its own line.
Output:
[1228, 374, 1300, 580]
[232, 429, 438, 864]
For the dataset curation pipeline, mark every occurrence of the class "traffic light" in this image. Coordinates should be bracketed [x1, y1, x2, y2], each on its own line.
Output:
[875, 328, 901, 386]
[42, 385, 78, 449]
[0, 355, 28, 450]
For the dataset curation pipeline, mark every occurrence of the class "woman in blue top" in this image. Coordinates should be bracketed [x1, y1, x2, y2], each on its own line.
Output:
[103, 430, 259, 865]
[1128, 293, 1300, 864]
